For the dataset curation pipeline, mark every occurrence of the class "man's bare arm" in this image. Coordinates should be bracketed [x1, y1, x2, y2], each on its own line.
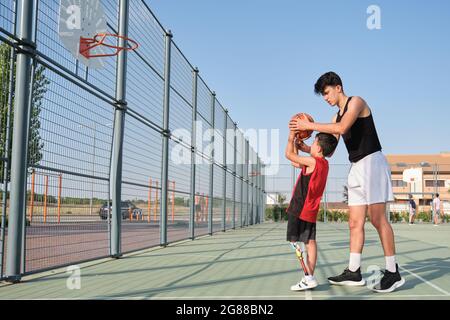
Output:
[289, 96, 366, 135]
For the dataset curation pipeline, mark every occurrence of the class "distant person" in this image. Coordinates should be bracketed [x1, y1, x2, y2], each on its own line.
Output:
[195, 193, 201, 222]
[433, 193, 441, 226]
[285, 128, 338, 291]
[408, 194, 416, 225]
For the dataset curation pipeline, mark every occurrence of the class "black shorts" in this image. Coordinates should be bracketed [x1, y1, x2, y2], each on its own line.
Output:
[286, 213, 316, 243]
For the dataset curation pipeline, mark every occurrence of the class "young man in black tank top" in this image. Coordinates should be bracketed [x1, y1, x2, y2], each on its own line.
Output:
[289, 72, 405, 293]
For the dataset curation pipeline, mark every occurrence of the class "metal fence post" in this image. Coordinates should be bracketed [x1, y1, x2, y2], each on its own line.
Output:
[110, 0, 130, 258]
[189, 68, 199, 239]
[160, 29, 173, 246]
[208, 92, 216, 235]
[245, 140, 250, 227]
[259, 160, 262, 224]
[433, 163, 438, 224]
[240, 135, 244, 228]
[251, 154, 255, 225]
[5, 0, 35, 282]
[253, 155, 259, 224]
[257, 158, 261, 224]
[222, 109, 227, 232]
[20, 0, 40, 275]
[262, 164, 265, 223]
[256, 158, 259, 224]
[255, 157, 258, 224]
[253, 156, 256, 225]
[232, 122, 237, 229]
[0, 0, 17, 280]
[256, 159, 259, 224]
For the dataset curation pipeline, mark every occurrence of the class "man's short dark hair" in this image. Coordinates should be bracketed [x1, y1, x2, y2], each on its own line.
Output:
[436, 193, 439, 197]
[316, 133, 338, 158]
[314, 71, 343, 95]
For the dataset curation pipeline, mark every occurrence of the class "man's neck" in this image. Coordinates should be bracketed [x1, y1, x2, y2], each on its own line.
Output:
[337, 94, 349, 111]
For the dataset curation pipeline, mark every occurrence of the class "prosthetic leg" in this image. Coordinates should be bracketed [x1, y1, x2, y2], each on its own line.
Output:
[289, 242, 318, 291]
[290, 242, 311, 276]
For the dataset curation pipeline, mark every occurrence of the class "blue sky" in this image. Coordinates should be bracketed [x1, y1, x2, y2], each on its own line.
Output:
[147, 0, 450, 165]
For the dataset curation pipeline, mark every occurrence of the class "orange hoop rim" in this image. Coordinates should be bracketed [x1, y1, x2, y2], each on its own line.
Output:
[79, 33, 139, 58]
[93, 33, 139, 51]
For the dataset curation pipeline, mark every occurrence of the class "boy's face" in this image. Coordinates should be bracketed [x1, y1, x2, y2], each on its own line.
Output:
[322, 85, 342, 106]
[310, 137, 322, 157]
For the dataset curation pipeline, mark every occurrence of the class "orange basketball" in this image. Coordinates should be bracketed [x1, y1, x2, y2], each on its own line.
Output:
[291, 113, 314, 142]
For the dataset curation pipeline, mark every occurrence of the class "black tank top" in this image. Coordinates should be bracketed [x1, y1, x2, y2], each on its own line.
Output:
[287, 171, 311, 217]
[336, 97, 382, 163]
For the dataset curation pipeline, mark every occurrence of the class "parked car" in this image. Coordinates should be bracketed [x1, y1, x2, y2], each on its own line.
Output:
[99, 201, 142, 220]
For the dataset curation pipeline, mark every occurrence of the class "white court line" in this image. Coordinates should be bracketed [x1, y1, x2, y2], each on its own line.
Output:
[304, 290, 312, 300]
[399, 265, 450, 296]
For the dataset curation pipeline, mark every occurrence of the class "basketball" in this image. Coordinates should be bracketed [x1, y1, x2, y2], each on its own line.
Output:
[291, 113, 314, 142]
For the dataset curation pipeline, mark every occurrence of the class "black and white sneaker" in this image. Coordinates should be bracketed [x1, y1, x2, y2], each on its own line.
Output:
[328, 267, 366, 286]
[372, 264, 405, 293]
[290, 276, 318, 291]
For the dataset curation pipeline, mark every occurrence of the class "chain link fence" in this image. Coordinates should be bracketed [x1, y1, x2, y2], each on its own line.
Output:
[0, 0, 266, 281]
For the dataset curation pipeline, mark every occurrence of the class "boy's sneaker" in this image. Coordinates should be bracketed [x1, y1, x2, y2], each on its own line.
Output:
[371, 264, 405, 293]
[290, 276, 318, 291]
[328, 267, 366, 286]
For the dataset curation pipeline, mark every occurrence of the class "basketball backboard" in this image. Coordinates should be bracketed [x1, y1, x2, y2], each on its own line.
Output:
[58, 0, 108, 69]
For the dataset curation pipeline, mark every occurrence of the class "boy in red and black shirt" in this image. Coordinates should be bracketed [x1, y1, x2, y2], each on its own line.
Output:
[284, 130, 337, 291]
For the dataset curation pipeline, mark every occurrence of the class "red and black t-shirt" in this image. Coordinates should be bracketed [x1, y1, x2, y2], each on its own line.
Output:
[286, 157, 329, 223]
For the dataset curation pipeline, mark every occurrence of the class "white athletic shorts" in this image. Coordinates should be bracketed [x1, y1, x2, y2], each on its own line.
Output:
[347, 151, 394, 206]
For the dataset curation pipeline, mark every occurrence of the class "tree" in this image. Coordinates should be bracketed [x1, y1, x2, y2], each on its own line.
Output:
[0, 42, 48, 182]
[275, 194, 286, 205]
[343, 185, 348, 204]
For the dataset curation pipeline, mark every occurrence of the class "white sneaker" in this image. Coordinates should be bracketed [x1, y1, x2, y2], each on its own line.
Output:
[290, 276, 318, 291]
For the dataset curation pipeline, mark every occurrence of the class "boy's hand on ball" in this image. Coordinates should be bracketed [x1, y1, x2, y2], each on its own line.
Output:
[294, 138, 304, 149]
[296, 139, 310, 152]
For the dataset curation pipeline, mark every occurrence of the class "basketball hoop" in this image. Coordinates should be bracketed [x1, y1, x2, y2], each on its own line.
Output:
[79, 33, 139, 59]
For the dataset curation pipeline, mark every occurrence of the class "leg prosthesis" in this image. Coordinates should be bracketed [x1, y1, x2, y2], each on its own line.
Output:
[290, 242, 310, 276]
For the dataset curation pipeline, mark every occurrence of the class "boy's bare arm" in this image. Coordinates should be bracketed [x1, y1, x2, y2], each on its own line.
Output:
[290, 138, 301, 168]
[291, 161, 301, 168]
[325, 114, 340, 158]
[285, 131, 316, 168]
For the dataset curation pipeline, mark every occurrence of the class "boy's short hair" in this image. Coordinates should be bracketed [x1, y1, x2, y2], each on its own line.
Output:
[314, 71, 343, 95]
[436, 193, 439, 197]
[316, 133, 338, 158]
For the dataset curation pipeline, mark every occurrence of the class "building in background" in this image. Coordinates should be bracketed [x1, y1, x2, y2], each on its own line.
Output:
[387, 152, 450, 213]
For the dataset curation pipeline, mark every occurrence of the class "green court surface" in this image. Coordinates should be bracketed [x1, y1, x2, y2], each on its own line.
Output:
[1, 222, 449, 300]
